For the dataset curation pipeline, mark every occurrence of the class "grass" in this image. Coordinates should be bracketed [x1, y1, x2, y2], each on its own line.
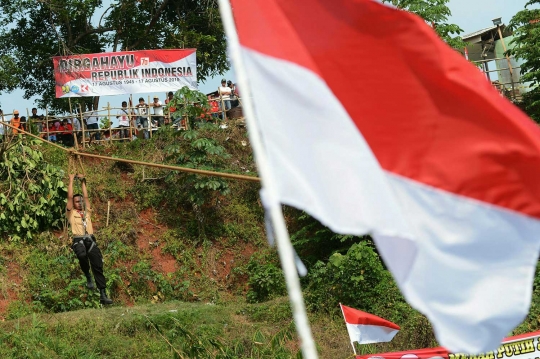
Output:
[0, 299, 295, 358]
[0, 297, 404, 358]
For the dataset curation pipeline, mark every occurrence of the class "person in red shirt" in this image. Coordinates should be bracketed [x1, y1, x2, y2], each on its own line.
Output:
[165, 91, 177, 125]
[51, 120, 64, 143]
[208, 95, 220, 120]
[61, 119, 74, 146]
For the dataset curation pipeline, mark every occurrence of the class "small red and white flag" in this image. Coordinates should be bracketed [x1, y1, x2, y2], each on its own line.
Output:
[340, 304, 400, 345]
[228, 0, 540, 354]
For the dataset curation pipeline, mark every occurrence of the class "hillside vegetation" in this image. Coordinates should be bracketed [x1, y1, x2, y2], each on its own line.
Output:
[1, 123, 540, 358]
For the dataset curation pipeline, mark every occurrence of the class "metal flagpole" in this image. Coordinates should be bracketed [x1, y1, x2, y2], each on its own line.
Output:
[216, 0, 318, 358]
[340, 303, 358, 356]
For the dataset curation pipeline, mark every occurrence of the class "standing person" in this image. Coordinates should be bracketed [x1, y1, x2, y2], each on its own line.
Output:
[66, 174, 113, 305]
[227, 80, 239, 108]
[71, 115, 82, 145]
[150, 95, 164, 127]
[84, 104, 100, 141]
[135, 97, 149, 139]
[116, 101, 131, 140]
[164, 91, 176, 125]
[61, 119, 74, 146]
[218, 79, 232, 119]
[30, 108, 42, 134]
[208, 94, 220, 120]
[48, 121, 57, 142]
[10, 110, 21, 135]
[19, 115, 27, 132]
[53, 120, 64, 144]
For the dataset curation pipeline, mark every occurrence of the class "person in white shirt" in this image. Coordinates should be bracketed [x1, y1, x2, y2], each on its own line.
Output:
[218, 78, 232, 119]
[71, 116, 82, 146]
[116, 101, 131, 141]
[135, 97, 150, 139]
[150, 95, 164, 127]
[84, 104, 100, 141]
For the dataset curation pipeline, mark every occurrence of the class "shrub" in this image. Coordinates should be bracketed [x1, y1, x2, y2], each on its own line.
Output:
[246, 251, 286, 303]
[303, 241, 400, 314]
[0, 137, 66, 241]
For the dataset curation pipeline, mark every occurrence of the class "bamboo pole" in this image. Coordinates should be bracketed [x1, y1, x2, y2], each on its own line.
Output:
[77, 104, 83, 149]
[81, 105, 87, 149]
[73, 151, 260, 181]
[107, 200, 111, 227]
[0, 119, 260, 182]
[148, 95, 152, 138]
[68, 98, 74, 147]
[129, 94, 134, 141]
[107, 102, 112, 143]
[25, 107, 30, 133]
[72, 105, 80, 149]
[1, 110, 4, 139]
[45, 107, 49, 142]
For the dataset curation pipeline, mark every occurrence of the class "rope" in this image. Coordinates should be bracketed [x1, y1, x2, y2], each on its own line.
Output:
[0, 120, 260, 182]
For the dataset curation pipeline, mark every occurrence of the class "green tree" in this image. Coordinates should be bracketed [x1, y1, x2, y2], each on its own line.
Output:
[0, 0, 227, 112]
[383, 0, 465, 49]
[508, 1, 540, 122]
[0, 55, 20, 97]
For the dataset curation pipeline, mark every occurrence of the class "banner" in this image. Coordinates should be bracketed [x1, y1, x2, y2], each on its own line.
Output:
[356, 331, 540, 359]
[53, 49, 197, 98]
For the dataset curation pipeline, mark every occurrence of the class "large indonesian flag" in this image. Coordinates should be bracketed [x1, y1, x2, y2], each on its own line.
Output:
[340, 304, 400, 345]
[230, 0, 540, 353]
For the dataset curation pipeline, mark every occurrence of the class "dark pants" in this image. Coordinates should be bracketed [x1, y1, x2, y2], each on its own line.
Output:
[60, 133, 74, 147]
[119, 125, 130, 140]
[87, 123, 101, 141]
[72, 236, 107, 289]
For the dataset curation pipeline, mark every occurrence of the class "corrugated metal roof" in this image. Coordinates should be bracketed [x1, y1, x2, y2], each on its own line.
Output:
[461, 25, 504, 40]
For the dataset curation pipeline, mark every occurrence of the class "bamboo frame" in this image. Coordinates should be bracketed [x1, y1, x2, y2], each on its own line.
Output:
[19, 93, 246, 145]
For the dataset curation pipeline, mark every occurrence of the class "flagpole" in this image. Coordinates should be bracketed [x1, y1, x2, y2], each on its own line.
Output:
[340, 303, 358, 356]
[216, 1, 318, 358]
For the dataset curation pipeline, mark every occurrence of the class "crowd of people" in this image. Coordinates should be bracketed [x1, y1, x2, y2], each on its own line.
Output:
[0, 79, 241, 146]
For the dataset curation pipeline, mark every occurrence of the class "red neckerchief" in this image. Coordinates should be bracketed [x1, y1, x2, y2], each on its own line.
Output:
[76, 209, 85, 220]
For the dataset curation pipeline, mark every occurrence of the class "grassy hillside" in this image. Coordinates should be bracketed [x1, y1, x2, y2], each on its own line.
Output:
[1, 124, 540, 358]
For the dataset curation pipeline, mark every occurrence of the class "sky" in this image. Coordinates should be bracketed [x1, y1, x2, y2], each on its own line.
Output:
[0, 0, 536, 117]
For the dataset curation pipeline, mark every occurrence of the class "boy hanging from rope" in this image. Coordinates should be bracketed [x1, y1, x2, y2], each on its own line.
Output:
[66, 171, 113, 305]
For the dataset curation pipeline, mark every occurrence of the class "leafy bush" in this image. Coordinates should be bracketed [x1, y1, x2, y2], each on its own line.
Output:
[246, 251, 286, 303]
[303, 241, 402, 315]
[164, 124, 231, 237]
[167, 86, 211, 129]
[0, 137, 67, 241]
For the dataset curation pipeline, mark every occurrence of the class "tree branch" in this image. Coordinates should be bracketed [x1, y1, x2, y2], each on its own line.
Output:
[129, 0, 171, 50]
[73, 26, 115, 46]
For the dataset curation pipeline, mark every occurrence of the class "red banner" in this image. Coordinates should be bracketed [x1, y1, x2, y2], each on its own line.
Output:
[356, 331, 540, 359]
[52, 49, 197, 98]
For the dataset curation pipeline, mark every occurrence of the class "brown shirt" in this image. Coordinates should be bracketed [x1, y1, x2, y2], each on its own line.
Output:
[67, 208, 94, 236]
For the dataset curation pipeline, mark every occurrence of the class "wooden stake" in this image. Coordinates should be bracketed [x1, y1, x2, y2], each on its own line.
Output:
[106, 200, 111, 227]
[107, 102, 112, 143]
[45, 107, 49, 141]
